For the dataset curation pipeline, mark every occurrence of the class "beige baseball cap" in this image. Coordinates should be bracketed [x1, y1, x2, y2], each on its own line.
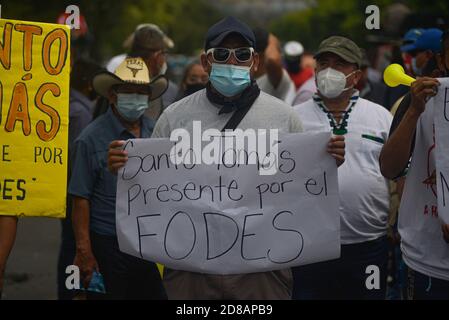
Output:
[123, 23, 174, 51]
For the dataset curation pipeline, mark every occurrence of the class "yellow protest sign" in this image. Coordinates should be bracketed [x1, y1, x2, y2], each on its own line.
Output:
[0, 18, 70, 218]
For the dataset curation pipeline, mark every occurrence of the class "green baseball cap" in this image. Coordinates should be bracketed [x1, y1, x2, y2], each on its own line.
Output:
[314, 36, 362, 68]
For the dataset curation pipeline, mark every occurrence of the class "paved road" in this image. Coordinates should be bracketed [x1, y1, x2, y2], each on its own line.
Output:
[3, 217, 61, 300]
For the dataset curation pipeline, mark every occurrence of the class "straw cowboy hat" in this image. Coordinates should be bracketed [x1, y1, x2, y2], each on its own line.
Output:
[93, 56, 168, 100]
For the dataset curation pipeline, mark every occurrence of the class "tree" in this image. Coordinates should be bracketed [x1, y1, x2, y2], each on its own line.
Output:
[269, 0, 447, 52]
[2, 0, 222, 61]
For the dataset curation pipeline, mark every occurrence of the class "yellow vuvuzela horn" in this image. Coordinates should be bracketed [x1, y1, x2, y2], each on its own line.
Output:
[383, 63, 416, 87]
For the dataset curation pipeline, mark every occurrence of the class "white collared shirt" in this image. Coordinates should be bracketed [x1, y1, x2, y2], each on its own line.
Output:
[294, 93, 392, 244]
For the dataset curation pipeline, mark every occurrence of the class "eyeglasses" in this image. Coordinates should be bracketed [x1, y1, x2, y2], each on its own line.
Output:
[206, 47, 254, 63]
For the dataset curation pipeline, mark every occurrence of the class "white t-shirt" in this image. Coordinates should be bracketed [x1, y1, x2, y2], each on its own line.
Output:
[292, 77, 317, 106]
[294, 94, 392, 244]
[152, 88, 303, 138]
[398, 98, 449, 281]
[256, 69, 296, 106]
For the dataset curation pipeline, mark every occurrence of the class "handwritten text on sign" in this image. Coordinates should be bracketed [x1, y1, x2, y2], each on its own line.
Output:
[434, 77, 449, 224]
[116, 133, 340, 274]
[0, 19, 70, 217]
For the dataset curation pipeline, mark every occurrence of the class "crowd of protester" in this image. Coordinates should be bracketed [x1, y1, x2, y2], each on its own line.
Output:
[0, 12, 448, 300]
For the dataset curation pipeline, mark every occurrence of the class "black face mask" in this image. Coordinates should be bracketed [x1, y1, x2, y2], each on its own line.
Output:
[183, 83, 206, 97]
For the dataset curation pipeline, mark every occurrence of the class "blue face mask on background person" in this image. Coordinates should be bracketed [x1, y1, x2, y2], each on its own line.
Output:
[116, 93, 149, 121]
[411, 57, 423, 76]
[209, 63, 252, 97]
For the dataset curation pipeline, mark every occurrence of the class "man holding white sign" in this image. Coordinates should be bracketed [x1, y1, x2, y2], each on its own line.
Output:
[108, 16, 345, 300]
[380, 29, 449, 300]
[115, 133, 340, 282]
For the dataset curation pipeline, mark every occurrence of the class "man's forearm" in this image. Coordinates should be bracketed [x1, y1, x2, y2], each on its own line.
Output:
[266, 60, 283, 89]
[264, 34, 283, 89]
[72, 197, 92, 252]
[380, 107, 421, 179]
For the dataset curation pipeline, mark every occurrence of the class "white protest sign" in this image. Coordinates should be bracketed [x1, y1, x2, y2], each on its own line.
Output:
[116, 132, 340, 274]
[434, 77, 449, 224]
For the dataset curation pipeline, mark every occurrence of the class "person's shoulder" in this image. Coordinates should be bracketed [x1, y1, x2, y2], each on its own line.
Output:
[256, 74, 269, 83]
[293, 98, 315, 112]
[298, 77, 316, 93]
[256, 91, 291, 110]
[163, 89, 206, 116]
[70, 91, 92, 114]
[167, 80, 179, 92]
[357, 98, 393, 132]
[254, 91, 297, 117]
[163, 80, 180, 105]
[254, 92, 302, 132]
[69, 100, 92, 120]
[141, 114, 156, 126]
[75, 112, 109, 142]
[358, 97, 392, 119]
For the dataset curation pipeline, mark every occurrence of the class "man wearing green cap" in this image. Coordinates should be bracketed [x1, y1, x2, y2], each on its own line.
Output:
[293, 36, 393, 299]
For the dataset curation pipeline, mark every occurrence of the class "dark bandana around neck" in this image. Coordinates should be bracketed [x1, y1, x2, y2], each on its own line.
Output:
[206, 81, 261, 115]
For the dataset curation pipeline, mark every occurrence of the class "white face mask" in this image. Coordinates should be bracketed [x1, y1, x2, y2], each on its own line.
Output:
[316, 67, 357, 98]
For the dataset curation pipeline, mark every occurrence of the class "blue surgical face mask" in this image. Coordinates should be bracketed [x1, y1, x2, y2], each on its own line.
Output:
[116, 93, 149, 121]
[209, 63, 252, 97]
[411, 57, 423, 76]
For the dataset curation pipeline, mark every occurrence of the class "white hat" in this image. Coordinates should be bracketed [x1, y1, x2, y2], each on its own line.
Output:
[284, 41, 304, 57]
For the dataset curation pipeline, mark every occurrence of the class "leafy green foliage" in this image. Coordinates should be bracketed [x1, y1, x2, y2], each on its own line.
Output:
[2, 0, 222, 59]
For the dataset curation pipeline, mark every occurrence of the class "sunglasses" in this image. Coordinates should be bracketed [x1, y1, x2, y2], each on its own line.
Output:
[206, 47, 254, 63]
